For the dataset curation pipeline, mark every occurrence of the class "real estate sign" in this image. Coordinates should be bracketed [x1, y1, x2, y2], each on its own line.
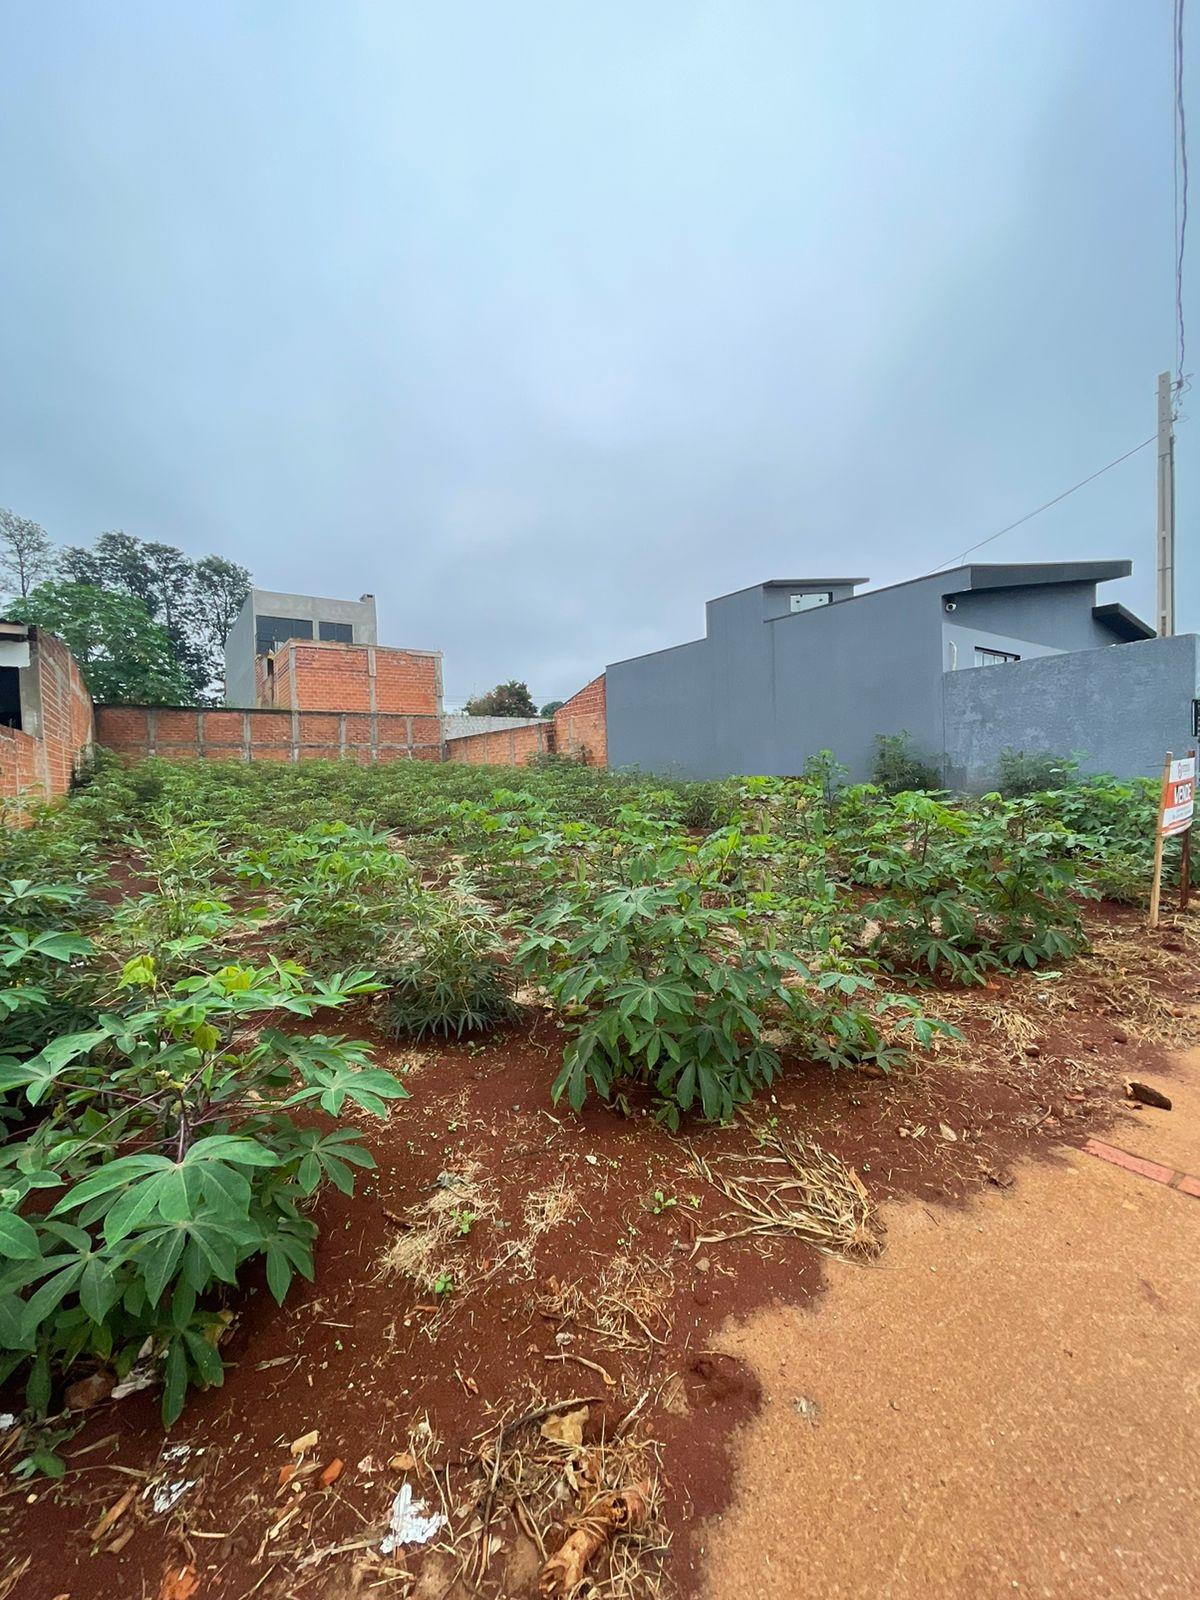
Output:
[1149, 749, 1196, 927]
[1161, 754, 1196, 838]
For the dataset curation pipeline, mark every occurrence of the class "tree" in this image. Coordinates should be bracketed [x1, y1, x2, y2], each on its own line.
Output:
[61, 531, 250, 703]
[194, 554, 251, 650]
[0, 509, 56, 600]
[193, 554, 252, 696]
[464, 680, 539, 718]
[539, 700, 564, 718]
[8, 582, 192, 705]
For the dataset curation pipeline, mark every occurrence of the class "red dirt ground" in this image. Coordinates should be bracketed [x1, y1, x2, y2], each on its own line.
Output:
[2, 905, 1197, 1600]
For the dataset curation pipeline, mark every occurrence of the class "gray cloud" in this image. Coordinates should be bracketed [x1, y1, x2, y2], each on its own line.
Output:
[1, 1, 1192, 706]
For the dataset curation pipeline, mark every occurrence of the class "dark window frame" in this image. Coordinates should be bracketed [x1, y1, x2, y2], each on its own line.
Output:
[255, 615, 315, 655]
[318, 620, 354, 643]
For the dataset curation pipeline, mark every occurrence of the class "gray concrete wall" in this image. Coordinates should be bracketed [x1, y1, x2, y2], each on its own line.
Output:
[941, 634, 1200, 789]
[605, 565, 1160, 783]
[767, 576, 945, 777]
[944, 580, 1115, 652]
[442, 713, 548, 739]
[606, 638, 712, 774]
[247, 589, 379, 644]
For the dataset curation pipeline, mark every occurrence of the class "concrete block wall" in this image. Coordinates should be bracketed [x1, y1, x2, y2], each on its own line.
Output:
[941, 634, 1200, 789]
[1, 628, 95, 815]
[95, 705, 443, 764]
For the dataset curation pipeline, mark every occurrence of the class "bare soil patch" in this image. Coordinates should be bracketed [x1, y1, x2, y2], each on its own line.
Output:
[3, 904, 1198, 1600]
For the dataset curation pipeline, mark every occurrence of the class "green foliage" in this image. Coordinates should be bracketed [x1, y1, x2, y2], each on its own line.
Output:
[378, 882, 517, 1041]
[0, 946, 403, 1427]
[7, 582, 191, 705]
[870, 731, 942, 795]
[995, 748, 1080, 797]
[516, 870, 801, 1128]
[1, 733, 1173, 1446]
[0, 507, 56, 600]
[60, 531, 251, 703]
[463, 680, 539, 718]
[843, 788, 1088, 980]
[539, 700, 565, 718]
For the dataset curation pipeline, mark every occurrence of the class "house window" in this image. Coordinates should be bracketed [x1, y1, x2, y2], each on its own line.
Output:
[790, 592, 832, 613]
[256, 615, 314, 654]
[319, 621, 353, 643]
[974, 647, 1020, 667]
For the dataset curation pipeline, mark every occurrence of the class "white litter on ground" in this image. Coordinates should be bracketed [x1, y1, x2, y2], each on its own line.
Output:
[0, 1413, 16, 1431]
[113, 1336, 158, 1399]
[380, 1483, 447, 1553]
[149, 1441, 203, 1515]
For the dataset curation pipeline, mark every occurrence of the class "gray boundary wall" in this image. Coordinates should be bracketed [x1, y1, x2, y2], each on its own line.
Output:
[941, 634, 1200, 790]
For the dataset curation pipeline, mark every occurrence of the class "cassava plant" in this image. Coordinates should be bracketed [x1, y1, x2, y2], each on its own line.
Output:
[377, 877, 518, 1040]
[0, 947, 405, 1430]
[514, 863, 810, 1129]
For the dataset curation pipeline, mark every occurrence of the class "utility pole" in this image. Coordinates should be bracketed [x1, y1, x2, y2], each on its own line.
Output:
[1157, 370, 1176, 637]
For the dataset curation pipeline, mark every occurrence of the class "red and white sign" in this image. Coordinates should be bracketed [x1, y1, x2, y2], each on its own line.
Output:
[1162, 754, 1196, 838]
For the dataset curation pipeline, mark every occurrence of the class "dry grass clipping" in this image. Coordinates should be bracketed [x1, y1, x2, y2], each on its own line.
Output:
[1049, 923, 1200, 1051]
[539, 1254, 675, 1352]
[691, 1129, 880, 1261]
[447, 1397, 669, 1600]
[376, 1159, 496, 1297]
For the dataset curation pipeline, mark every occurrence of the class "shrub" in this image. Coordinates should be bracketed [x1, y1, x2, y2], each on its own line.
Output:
[377, 882, 518, 1040]
[870, 732, 941, 794]
[515, 875, 801, 1128]
[844, 790, 1088, 980]
[995, 748, 1079, 797]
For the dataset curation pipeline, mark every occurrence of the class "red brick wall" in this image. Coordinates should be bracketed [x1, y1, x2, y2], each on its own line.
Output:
[553, 674, 607, 766]
[1, 628, 95, 816]
[261, 641, 441, 716]
[0, 727, 43, 813]
[444, 674, 607, 768]
[95, 705, 443, 764]
[444, 721, 553, 766]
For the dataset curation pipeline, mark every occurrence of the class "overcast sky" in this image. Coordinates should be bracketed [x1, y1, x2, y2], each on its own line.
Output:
[1, 2, 1195, 705]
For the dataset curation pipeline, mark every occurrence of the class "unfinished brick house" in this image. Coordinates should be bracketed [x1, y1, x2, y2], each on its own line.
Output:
[0, 621, 95, 810]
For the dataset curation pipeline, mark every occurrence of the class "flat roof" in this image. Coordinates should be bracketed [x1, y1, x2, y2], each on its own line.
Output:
[762, 577, 868, 588]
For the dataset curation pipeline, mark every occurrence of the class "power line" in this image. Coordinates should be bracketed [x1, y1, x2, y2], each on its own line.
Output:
[932, 435, 1156, 571]
[1175, 0, 1190, 399]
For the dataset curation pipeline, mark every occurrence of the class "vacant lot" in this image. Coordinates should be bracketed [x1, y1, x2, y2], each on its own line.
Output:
[1, 756, 1197, 1600]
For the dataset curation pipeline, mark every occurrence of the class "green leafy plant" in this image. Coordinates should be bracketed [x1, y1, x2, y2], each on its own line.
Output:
[995, 748, 1080, 797]
[870, 731, 942, 795]
[515, 869, 808, 1129]
[0, 948, 405, 1430]
[377, 880, 518, 1041]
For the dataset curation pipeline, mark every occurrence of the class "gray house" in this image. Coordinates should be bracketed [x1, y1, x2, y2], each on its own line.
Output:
[606, 562, 1200, 786]
[224, 588, 378, 708]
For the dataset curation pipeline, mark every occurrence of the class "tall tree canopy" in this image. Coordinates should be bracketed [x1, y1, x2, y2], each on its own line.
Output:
[464, 680, 539, 718]
[60, 531, 251, 702]
[0, 508, 56, 600]
[8, 582, 192, 705]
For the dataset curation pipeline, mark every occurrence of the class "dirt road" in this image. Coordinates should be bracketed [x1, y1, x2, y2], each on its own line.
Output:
[701, 1052, 1200, 1600]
